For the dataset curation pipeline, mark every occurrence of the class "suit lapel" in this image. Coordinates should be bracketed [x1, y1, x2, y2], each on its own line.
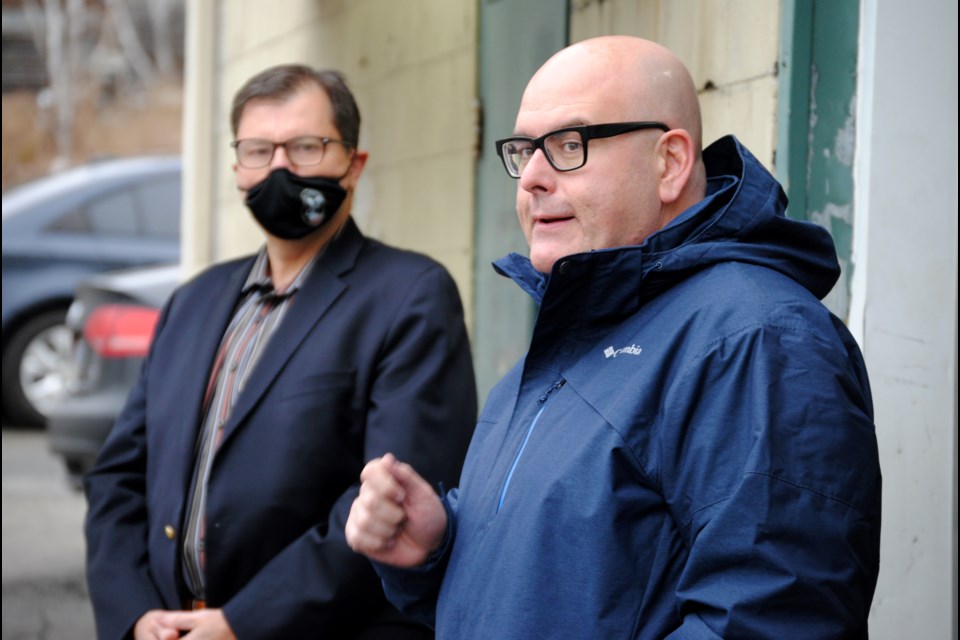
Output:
[216, 217, 366, 449]
[176, 258, 255, 463]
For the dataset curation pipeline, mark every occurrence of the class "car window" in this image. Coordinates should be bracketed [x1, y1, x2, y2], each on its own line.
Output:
[46, 207, 91, 232]
[46, 194, 140, 236]
[136, 176, 181, 238]
[39, 166, 182, 238]
[85, 188, 139, 235]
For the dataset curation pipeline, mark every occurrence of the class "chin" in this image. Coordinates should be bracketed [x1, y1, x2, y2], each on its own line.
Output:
[529, 255, 557, 274]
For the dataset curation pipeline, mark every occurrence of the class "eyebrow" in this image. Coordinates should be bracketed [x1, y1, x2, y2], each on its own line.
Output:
[513, 119, 589, 138]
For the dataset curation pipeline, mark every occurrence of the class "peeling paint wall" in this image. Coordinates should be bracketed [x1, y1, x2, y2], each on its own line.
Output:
[806, 83, 858, 319]
[778, 0, 859, 321]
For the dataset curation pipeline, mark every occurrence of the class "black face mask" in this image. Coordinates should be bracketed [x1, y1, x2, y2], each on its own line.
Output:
[245, 168, 348, 240]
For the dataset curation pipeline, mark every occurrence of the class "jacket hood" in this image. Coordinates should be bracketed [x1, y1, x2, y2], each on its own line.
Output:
[494, 135, 840, 311]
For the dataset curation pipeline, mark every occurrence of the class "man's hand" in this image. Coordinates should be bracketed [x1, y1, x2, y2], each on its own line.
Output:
[134, 609, 237, 640]
[346, 453, 448, 567]
[133, 610, 181, 640]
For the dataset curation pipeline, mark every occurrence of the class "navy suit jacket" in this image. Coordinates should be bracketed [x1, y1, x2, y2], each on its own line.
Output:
[84, 218, 477, 638]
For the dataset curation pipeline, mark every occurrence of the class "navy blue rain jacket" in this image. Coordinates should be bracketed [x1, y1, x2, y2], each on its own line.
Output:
[379, 136, 881, 639]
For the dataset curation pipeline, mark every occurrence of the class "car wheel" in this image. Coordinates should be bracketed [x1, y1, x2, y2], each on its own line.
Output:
[1, 308, 74, 427]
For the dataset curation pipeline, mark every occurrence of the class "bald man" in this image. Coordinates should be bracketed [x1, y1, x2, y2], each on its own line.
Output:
[346, 37, 881, 638]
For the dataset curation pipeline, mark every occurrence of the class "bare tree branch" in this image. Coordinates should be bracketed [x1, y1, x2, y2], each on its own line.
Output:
[21, 0, 47, 59]
[42, 0, 71, 169]
[103, 0, 155, 88]
[146, 0, 177, 76]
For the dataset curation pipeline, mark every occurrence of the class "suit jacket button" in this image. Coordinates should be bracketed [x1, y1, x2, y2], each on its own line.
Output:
[164, 525, 176, 540]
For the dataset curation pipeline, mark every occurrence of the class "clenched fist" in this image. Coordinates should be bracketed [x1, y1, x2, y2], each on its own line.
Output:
[345, 453, 448, 567]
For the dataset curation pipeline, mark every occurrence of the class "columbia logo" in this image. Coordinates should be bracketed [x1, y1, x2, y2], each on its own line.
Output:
[604, 344, 643, 358]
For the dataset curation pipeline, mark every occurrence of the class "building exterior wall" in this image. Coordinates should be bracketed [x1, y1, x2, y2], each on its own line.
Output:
[570, 0, 780, 168]
[776, 0, 860, 322]
[852, 0, 958, 636]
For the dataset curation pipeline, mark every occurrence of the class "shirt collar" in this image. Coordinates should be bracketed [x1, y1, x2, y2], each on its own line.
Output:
[240, 247, 320, 298]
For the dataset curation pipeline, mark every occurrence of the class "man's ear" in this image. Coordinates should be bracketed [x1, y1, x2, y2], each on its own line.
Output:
[344, 150, 369, 188]
[657, 130, 695, 205]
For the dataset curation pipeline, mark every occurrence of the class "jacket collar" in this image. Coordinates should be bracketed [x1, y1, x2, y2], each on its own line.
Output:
[213, 216, 365, 450]
[493, 135, 840, 328]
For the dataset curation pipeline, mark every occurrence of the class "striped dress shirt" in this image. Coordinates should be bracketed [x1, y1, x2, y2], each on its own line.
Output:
[181, 248, 319, 599]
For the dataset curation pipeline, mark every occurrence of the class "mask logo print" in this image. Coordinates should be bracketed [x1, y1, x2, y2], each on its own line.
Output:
[300, 188, 327, 225]
[245, 168, 347, 239]
[604, 344, 643, 359]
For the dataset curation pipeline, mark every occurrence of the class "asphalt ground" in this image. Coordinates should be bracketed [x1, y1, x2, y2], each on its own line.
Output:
[2, 428, 95, 640]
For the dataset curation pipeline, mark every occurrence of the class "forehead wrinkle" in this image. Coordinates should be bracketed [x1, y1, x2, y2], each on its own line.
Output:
[517, 58, 633, 136]
[514, 100, 595, 137]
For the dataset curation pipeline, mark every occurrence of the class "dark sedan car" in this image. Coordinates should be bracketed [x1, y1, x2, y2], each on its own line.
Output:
[2, 155, 180, 426]
[47, 263, 179, 487]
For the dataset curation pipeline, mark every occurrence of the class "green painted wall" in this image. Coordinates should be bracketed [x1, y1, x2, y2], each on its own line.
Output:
[473, 0, 567, 402]
[777, 0, 860, 320]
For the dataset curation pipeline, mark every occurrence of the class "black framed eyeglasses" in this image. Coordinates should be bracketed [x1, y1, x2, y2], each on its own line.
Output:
[495, 121, 669, 179]
[231, 135, 352, 169]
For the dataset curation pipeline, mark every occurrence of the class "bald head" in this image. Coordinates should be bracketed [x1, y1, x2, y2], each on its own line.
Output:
[527, 36, 703, 156]
[509, 36, 708, 273]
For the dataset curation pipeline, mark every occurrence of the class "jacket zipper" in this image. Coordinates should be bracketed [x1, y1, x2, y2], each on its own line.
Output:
[497, 378, 566, 513]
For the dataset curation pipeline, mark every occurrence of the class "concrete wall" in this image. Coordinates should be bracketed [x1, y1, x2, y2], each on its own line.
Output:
[182, 0, 478, 324]
[851, 0, 958, 636]
[570, 0, 780, 168]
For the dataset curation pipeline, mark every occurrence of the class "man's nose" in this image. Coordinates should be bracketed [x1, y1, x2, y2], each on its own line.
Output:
[270, 144, 293, 170]
[518, 148, 555, 192]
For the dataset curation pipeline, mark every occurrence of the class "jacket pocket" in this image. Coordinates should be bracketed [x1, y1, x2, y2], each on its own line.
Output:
[280, 369, 357, 399]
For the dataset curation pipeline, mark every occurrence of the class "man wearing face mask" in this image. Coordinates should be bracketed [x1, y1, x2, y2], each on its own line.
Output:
[84, 65, 477, 640]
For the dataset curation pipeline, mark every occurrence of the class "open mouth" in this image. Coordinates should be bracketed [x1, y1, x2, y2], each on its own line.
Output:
[535, 215, 574, 225]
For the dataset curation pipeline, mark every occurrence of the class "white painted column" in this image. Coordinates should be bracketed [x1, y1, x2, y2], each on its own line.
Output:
[180, 0, 219, 276]
[852, 0, 958, 637]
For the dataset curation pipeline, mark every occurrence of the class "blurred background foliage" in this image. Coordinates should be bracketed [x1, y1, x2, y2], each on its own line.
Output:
[1, 0, 185, 191]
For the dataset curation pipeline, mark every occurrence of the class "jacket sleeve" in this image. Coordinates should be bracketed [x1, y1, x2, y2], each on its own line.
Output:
[83, 296, 175, 640]
[657, 322, 881, 639]
[372, 488, 460, 628]
[221, 263, 477, 637]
